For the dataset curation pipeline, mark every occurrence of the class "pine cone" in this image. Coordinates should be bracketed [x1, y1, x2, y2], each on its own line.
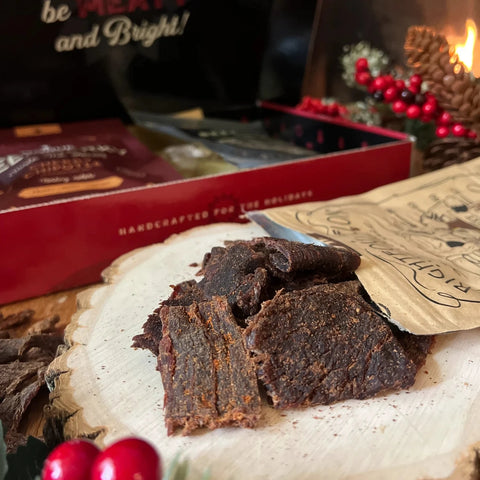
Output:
[404, 26, 480, 137]
[423, 137, 480, 170]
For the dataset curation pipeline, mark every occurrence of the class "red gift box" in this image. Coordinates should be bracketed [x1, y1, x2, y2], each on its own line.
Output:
[0, 104, 412, 304]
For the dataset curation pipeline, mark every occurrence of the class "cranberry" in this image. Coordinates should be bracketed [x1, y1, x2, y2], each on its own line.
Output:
[409, 74, 423, 87]
[42, 439, 100, 480]
[467, 129, 478, 139]
[422, 102, 437, 116]
[392, 100, 407, 113]
[372, 90, 384, 102]
[355, 71, 372, 86]
[383, 74, 395, 85]
[437, 111, 452, 126]
[371, 76, 387, 91]
[451, 123, 467, 137]
[383, 86, 398, 102]
[355, 57, 369, 72]
[395, 79, 406, 90]
[327, 103, 339, 116]
[435, 125, 450, 138]
[91, 437, 162, 480]
[408, 85, 420, 95]
[406, 104, 421, 119]
[400, 89, 415, 104]
[424, 93, 437, 105]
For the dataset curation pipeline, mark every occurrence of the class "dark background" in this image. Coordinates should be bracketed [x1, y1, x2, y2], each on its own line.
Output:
[0, 0, 317, 127]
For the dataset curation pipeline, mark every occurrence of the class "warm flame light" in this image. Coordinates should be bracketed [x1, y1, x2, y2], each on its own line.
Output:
[453, 18, 477, 71]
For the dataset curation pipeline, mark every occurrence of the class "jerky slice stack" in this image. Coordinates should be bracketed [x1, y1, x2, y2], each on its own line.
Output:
[0, 310, 64, 452]
[134, 237, 433, 435]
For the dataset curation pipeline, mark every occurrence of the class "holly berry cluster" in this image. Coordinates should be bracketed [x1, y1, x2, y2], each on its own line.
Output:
[41, 437, 162, 480]
[354, 57, 478, 140]
[296, 96, 347, 118]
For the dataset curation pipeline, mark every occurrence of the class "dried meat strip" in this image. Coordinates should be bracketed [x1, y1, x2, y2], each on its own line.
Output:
[196, 299, 261, 423]
[0, 360, 46, 396]
[132, 311, 163, 355]
[0, 329, 64, 452]
[245, 284, 420, 408]
[0, 338, 25, 363]
[249, 237, 361, 276]
[132, 280, 206, 355]
[389, 325, 434, 368]
[198, 242, 270, 319]
[158, 297, 261, 435]
[0, 375, 44, 434]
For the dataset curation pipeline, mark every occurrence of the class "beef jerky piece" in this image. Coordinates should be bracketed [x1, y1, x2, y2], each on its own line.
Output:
[0, 338, 25, 363]
[132, 310, 163, 355]
[19, 334, 64, 361]
[132, 281, 206, 354]
[0, 334, 63, 364]
[158, 297, 261, 435]
[196, 299, 261, 423]
[245, 284, 419, 408]
[162, 280, 206, 307]
[0, 309, 34, 330]
[196, 246, 228, 275]
[248, 237, 361, 277]
[388, 324, 435, 369]
[315, 282, 435, 369]
[198, 242, 270, 318]
[0, 360, 46, 397]
[0, 373, 44, 435]
[319, 282, 435, 369]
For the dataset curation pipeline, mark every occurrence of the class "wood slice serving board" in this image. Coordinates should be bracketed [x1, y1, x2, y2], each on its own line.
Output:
[47, 222, 480, 480]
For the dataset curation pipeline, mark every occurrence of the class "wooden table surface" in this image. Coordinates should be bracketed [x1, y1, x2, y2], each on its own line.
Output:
[1, 285, 93, 440]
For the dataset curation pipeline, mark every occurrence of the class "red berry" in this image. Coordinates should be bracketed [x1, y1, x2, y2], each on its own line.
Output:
[91, 437, 162, 480]
[355, 71, 372, 86]
[297, 96, 312, 111]
[327, 103, 339, 116]
[467, 129, 478, 139]
[383, 86, 398, 102]
[310, 98, 323, 113]
[424, 93, 437, 105]
[452, 123, 466, 137]
[406, 104, 421, 119]
[422, 102, 437, 116]
[400, 89, 415, 104]
[409, 74, 423, 87]
[42, 439, 100, 480]
[355, 57, 369, 72]
[395, 79, 406, 90]
[383, 74, 395, 86]
[437, 111, 452, 126]
[436, 125, 450, 138]
[371, 76, 387, 91]
[408, 85, 420, 95]
[392, 100, 407, 113]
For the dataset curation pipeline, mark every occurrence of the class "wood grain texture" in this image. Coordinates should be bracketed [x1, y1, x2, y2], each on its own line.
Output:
[45, 223, 480, 480]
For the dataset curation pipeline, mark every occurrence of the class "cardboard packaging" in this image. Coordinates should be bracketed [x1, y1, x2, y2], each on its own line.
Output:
[0, 103, 412, 304]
